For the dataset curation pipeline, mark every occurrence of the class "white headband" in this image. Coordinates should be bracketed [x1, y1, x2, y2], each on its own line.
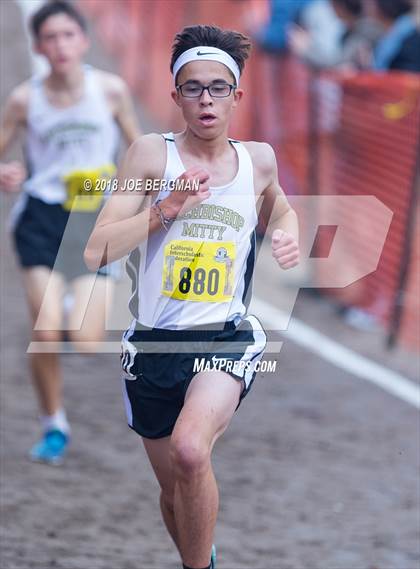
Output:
[172, 46, 240, 86]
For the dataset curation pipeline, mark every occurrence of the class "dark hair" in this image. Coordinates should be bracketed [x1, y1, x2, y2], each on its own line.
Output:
[170, 25, 251, 85]
[332, 0, 362, 17]
[374, 0, 412, 20]
[30, 0, 87, 39]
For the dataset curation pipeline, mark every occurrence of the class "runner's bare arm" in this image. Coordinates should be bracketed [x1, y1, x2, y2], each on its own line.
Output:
[100, 72, 141, 146]
[0, 85, 27, 154]
[114, 80, 142, 145]
[84, 134, 210, 270]
[255, 143, 299, 241]
[254, 143, 300, 269]
[0, 83, 28, 191]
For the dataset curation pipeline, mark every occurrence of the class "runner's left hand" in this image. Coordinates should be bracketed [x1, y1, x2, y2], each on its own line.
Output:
[272, 229, 299, 270]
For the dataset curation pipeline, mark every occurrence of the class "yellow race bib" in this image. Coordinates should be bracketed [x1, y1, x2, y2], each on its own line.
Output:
[62, 164, 116, 212]
[162, 240, 236, 303]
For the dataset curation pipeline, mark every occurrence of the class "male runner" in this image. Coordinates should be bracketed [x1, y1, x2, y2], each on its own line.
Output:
[0, 1, 140, 465]
[85, 25, 299, 569]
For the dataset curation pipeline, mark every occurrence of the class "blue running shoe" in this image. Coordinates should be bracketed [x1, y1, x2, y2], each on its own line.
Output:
[29, 429, 69, 465]
[211, 544, 217, 568]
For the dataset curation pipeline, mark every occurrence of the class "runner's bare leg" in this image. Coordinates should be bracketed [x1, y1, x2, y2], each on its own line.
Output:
[142, 436, 180, 551]
[22, 267, 64, 415]
[171, 371, 243, 567]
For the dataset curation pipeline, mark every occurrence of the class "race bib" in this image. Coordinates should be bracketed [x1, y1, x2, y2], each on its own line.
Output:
[162, 240, 236, 303]
[62, 164, 116, 212]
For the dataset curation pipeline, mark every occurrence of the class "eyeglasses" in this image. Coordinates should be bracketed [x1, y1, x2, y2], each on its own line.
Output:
[176, 82, 235, 98]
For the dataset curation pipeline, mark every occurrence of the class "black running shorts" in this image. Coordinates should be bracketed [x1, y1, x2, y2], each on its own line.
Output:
[13, 195, 116, 281]
[120, 316, 267, 439]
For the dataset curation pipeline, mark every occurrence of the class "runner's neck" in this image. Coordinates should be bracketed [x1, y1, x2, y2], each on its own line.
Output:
[43, 65, 86, 107]
[45, 65, 85, 93]
[178, 128, 233, 161]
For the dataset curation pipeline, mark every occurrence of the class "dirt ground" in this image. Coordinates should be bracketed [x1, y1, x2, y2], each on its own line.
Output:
[1, 2, 419, 568]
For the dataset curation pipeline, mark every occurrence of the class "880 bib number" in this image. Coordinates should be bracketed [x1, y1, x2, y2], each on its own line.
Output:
[162, 240, 235, 303]
[178, 267, 220, 296]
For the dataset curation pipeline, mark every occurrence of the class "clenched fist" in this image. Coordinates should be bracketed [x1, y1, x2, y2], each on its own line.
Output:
[161, 167, 211, 219]
[272, 229, 299, 270]
[0, 161, 26, 193]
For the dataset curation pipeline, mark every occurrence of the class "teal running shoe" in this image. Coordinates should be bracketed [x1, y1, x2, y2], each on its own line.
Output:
[29, 429, 69, 465]
[211, 544, 217, 568]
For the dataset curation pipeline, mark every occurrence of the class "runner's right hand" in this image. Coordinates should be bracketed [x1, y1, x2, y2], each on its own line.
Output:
[159, 167, 211, 219]
[0, 161, 26, 192]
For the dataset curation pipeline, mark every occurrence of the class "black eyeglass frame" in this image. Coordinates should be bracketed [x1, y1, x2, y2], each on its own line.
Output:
[176, 82, 236, 98]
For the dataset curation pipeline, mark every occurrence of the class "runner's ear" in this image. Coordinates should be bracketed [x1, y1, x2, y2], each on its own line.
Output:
[232, 88, 243, 108]
[33, 41, 42, 55]
[81, 35, 90, 53]
[171, 89, 182, 107]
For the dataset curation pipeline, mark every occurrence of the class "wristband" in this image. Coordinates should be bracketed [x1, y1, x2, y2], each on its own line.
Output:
[152, 200, 175, 231]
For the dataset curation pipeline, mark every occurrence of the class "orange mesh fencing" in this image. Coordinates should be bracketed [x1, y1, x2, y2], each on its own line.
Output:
[312, 72, 420, 349]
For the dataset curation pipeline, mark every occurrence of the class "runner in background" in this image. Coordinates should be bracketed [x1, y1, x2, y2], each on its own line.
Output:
[0, 0, 141, 465]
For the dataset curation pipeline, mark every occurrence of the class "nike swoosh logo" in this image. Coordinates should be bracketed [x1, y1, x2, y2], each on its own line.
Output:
[196, 50, 219, 56]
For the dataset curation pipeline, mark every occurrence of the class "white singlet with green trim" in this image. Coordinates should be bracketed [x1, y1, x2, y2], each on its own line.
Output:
[125, 132, 258, 330]
[22, 65, 119, 206]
